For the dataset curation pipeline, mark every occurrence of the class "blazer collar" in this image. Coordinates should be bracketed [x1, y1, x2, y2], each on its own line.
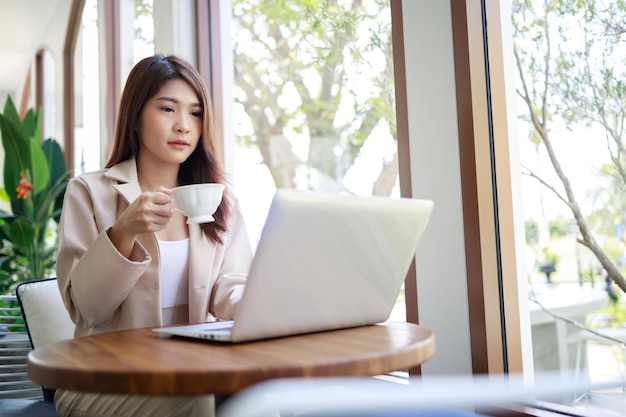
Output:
[106, 158, 142, 204]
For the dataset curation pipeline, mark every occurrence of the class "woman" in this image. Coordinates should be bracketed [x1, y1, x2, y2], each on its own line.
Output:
[54, 54, 252, 417]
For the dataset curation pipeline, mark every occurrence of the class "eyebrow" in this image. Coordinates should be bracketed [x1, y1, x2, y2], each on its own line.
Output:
[155, 96, 203, 108]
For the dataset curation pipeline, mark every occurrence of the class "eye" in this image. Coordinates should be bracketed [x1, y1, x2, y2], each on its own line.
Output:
[161, 107, 174, 112]
[191, 111, 203, 118]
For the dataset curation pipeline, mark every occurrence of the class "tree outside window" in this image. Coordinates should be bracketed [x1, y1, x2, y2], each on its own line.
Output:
[513, 0, 626, 413]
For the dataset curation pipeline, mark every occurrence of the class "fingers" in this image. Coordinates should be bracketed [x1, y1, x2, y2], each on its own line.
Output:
[110, 187, 179, 255]
[147, 192, 174, 219]
[157, 186, 173, 196]
[154, 187, 173, 206]
[120, 190, 174, 232]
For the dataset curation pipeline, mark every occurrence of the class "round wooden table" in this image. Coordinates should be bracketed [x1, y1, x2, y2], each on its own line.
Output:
[27, 321, 435, 395]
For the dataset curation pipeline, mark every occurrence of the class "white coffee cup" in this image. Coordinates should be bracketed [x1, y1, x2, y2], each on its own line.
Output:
[171, 183, 225, 224]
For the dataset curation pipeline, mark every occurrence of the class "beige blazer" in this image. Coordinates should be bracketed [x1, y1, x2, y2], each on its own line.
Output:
[56, 158, 253, 337]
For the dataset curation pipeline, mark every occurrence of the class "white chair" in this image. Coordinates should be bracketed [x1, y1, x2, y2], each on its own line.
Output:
[0, 293, 59, 416]
[568, 326, 626, 404]
[15, 278, 75, 403]
[0, 278, 73, 417]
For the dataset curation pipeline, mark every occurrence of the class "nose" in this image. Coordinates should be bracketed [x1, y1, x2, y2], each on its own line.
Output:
[175, 115, 191, 134]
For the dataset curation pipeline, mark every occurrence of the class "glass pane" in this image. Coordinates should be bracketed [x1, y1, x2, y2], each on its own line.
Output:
[74, 0, 154, 174]
[231, 0, 398, 235]
[230, 0, 404, 321]
[40, 49, 57, 142]
[513, 1, 626, 413]
[74, 0, 100, 175]
[133, 0, 154, 64]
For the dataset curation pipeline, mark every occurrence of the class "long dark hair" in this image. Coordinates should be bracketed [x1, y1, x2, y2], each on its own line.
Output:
[106, 54, 230, 243]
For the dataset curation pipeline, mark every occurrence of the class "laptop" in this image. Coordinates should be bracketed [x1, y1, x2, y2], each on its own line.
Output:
[153, 190, 434, 343]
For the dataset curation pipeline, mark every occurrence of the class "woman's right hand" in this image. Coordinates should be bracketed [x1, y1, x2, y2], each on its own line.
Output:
[108, 188, 173, 259]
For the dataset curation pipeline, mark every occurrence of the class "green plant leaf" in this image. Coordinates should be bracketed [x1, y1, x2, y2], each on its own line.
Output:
[21, 107, 38, 143]
[0, 188, 10, 203]
[8, 218, 35, 247]
[30, 135, 50, 195]
[0, 221, 12, 241]
[9, 197, 29, 221]
[2, 97, 21, 135]
[34, 174, 67, 225]
[42, 138, 68, 222]
[42, 139, 66, 185]
[0, 96, 68, 285]
[0, 114, 29, 201]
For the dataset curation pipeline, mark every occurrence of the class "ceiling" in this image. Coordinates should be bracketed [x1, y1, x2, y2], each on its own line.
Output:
[0, 0, 64, 94]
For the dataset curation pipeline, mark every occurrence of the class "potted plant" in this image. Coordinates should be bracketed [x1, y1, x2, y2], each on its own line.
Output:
[0, 96, 68, 295]
[538, 246, 559, 283]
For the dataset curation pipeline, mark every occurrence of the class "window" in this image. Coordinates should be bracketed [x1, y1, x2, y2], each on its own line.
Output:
[230, 0, 406, 319]
[513, 0, 626, 413]
[37, 49, 57, 142]
[74, 0, 100, 175]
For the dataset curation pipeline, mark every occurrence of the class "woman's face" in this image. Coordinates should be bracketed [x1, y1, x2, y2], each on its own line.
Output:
[137, 78, 203, 167]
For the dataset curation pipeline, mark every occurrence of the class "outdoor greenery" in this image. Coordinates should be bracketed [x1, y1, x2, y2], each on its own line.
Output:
[231, 0, 396, 195]
[0, 97, 68, 295]
[595, 296, 626, 322]
[513, 0, 626, 292]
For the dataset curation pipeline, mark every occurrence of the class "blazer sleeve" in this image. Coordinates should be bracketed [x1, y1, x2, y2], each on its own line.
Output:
[208, 198, 253, 320]
[56, 177, 151, 329]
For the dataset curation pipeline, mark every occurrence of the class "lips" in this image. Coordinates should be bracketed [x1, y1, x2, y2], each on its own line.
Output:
[168, 139, 189, 146]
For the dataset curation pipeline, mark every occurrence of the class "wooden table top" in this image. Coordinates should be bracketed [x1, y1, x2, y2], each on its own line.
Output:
[27, 321, 435, 396]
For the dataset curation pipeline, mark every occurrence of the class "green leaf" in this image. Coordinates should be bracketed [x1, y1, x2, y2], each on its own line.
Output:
[8, 219, 35, 247]
[2, 97, 21, 135]
[34, 174, 67, 225]
[30, 135, 50, 195]
[42, 138, 68, 221]
[10, 198, 29, 221]
[0, 114, 30, 200]
[21, 107, 39, 143]
[42, 139, 66, 187]
[0, 188, 10, 203]
[0, 221, 12, 242]
[0, 97, 69, 285]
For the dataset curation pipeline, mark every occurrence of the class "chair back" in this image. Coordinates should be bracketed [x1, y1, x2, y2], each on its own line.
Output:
[16, 278, 74, 349]
[15, 278, 74, 402]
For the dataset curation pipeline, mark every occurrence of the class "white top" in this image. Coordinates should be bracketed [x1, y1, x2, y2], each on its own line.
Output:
[158, 238, 190, 308]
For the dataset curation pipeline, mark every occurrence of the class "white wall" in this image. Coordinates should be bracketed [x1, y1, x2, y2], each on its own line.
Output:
[402, 0, 473, 375]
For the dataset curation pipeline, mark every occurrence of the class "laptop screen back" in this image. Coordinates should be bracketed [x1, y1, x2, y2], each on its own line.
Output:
[229, 190, 434, 342]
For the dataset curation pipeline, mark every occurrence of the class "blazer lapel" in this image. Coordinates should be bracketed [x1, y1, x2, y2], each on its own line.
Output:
[107, 158, 142, 204]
